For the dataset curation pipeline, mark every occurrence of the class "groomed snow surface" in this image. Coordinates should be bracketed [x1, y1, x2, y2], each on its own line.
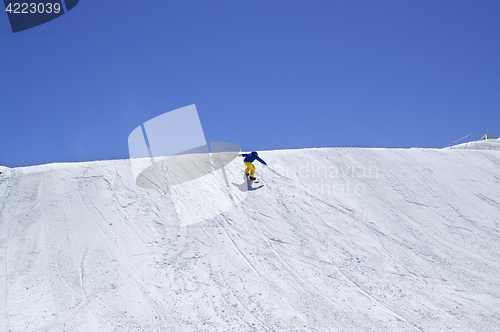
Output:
[1, 145, 499, 331]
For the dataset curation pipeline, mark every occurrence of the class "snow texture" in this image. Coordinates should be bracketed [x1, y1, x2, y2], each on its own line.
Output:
[1, 145, 500, 331]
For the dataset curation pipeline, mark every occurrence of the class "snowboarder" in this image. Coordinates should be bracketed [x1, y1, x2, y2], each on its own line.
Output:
[242, 151, 266, 182]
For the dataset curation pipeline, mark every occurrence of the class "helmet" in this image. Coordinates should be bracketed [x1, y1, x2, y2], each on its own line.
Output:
[251, 151, 258, 156]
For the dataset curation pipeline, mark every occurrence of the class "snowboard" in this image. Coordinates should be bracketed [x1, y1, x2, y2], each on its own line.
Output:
[243, 172, 264, 190]
[244, 173, 259, 183]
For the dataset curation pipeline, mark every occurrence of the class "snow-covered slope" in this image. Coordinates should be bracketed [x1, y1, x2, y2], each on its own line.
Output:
[446, 137, 500, 151]
[1, 147, 499, 331]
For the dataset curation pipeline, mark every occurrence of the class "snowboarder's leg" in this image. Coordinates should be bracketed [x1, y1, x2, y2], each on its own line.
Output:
[244, 162, 255, 176]
[249, 164, 256, 177]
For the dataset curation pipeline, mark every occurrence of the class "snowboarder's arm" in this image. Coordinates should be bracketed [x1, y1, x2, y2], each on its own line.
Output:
[240, 153, 251, 157]
[256, 156, 267, 165]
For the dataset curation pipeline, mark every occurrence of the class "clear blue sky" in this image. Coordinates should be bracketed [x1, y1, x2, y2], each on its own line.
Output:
[1, 0, 499, 167]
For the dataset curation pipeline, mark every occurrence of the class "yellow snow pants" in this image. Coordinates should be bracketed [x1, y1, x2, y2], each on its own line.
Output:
[244, 162, 256, 177]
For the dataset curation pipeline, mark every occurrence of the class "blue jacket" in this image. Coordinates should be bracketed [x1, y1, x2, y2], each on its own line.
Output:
[242, 151, 267, 165]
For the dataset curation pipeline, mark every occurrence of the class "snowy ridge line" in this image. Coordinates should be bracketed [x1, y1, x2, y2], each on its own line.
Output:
[0, 147, 499, 331]
[444, 135, 500, 151]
